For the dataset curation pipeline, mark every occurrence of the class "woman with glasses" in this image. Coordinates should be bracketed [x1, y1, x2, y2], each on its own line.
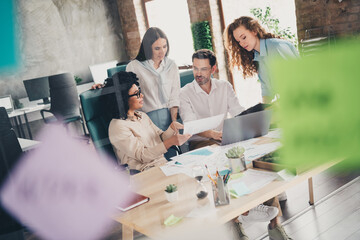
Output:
[106, 71, 191, 172]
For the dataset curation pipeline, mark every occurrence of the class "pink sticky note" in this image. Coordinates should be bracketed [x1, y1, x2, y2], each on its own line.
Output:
[1, 124, 131, 240]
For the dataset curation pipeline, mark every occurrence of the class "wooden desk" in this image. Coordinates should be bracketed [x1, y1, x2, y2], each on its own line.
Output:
[113, 160, 340, 240]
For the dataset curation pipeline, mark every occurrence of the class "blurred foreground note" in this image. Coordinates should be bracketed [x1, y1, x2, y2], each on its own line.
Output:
[271, 38, 360, 169]
[0, 0, 18, 70]
[0, 125, 131, 240]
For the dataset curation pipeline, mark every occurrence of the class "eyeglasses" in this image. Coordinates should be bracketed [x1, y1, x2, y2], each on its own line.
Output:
[128, 88, 142, 99]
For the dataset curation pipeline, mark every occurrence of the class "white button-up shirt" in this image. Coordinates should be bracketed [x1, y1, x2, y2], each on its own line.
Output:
[180, 78, 244, 140]
[126, 58, 180, 113]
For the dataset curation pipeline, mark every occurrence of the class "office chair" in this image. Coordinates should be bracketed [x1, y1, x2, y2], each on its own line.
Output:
[107, 64, 127, 78]
[0, 107, 24, 238]
[0, 107, 12, 133]
[40, 73, 86, 135]
[180, 70, 194, 88]
[80, 88, 116, 160]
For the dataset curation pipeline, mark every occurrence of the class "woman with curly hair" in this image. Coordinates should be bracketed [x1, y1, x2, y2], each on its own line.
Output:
[224, 16, 298, 104]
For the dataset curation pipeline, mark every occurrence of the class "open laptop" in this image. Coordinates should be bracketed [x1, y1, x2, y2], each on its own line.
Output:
[221, 110, 272, 145]
[0, 95, 14, 113]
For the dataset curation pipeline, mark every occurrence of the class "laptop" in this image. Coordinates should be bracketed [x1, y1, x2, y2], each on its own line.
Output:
[0, 95, 14, 113]
[221, 110, 272, 145]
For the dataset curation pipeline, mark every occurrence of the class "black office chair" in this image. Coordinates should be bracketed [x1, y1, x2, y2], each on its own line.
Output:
[0, 107, 24, 238]
[40, 73, 86, 135]
[0, 107, 12, 133]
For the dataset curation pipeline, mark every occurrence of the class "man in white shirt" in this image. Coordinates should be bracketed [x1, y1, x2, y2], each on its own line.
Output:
[180, 49, 244, 150]
[180, 49, 291, 240]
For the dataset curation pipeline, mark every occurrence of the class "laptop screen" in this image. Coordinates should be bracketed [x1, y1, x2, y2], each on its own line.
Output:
[222, 110, 272, 145]
[0, 95, 14, 113]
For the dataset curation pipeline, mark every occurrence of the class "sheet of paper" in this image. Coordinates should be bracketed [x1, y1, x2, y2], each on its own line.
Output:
[0, 125, 131, 240]
[228, 169, 278, 194]
[186, 203, 217, 218]
[264, 129, 282, 139]
[183, 114, 224, 135]
[231, 182, 250, 196]
[244, 141, 282, 161]
[160, 163, 193, 177]
[277, 169, 296, 181]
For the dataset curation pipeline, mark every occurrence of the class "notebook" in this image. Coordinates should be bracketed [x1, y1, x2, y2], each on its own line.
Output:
[221, 110, 272, 145]
[117, 192, 149, 212]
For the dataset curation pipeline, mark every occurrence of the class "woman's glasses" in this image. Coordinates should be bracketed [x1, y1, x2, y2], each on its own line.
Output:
[128, 88, 142, 99]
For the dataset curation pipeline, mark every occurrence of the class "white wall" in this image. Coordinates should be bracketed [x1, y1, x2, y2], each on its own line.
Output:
[0, 0, 127, 100]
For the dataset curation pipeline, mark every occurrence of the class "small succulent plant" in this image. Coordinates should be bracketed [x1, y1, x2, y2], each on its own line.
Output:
[165, 184, 177, 193]
[225, 146, 245, 158]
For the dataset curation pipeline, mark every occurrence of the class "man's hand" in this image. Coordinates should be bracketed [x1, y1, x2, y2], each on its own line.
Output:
[91, 83, 104, 90]
[210, 130, 222, 141]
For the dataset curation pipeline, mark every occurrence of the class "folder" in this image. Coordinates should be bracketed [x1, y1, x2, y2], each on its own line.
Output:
[117, 192, 150, 212]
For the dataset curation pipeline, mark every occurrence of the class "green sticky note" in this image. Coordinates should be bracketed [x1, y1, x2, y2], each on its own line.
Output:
[270, 38, 360, 170]
[229, 172, 243, 180]
[164, 214, 182, 226]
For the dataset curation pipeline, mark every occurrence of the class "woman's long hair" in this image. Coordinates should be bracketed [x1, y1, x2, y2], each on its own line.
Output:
[224, 16, 278, 78]
[103, 71, 139, 120]
[135, 27, 170, 61]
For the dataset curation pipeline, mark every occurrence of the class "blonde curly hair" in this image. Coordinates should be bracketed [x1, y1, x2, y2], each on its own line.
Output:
[224, 16, 278, 78]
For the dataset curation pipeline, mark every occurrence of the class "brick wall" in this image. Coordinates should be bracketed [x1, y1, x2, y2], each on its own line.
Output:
[187, 0, 212, 23]
[116, 0, 142, 59]
[295, 0, 360, 40]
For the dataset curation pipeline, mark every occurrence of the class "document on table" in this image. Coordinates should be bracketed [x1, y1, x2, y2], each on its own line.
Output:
[228, 169, 278, 194]
[183, 114, 224, 135]
[263, 128, 282, 139]
[244, 141, 282, 161]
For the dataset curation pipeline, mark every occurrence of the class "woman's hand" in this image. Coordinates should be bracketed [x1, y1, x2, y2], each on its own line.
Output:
[91, 83, 104, 90]
[163, 133, 192, 149]
[169, 121, 183, 134]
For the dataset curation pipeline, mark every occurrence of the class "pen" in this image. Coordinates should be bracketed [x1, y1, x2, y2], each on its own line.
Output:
[207, 174, 217, 186]
[224, 173, 231, 184]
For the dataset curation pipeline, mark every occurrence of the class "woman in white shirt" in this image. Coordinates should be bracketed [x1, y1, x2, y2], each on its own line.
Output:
[106, 71, 190, 171]
[125, 27, 180, 132]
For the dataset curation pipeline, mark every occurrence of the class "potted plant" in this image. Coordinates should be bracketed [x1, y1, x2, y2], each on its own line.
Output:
[165, 184, 178, 202]
[225, 146, 246, 173]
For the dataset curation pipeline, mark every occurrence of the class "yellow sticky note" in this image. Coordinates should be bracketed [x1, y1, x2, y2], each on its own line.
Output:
[164, 214, 182, 226]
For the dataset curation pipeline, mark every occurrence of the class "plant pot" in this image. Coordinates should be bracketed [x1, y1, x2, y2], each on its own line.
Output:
[228, 154, 247, 173]
[165, 191, 178, 202]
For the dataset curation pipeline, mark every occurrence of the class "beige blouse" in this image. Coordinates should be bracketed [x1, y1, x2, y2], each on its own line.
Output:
[108, 111, 175, 171]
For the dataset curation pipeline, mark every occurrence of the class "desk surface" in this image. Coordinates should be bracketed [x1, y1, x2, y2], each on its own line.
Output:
[114, 159, 340, 239]
[8, 104, 50, 118]
[18, 138, 40, 151]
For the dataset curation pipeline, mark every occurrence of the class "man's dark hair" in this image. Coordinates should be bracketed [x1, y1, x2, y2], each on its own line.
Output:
[192, 49, 217, 67]
[103, 71, 139, 120]
[135, 27, 170, 61]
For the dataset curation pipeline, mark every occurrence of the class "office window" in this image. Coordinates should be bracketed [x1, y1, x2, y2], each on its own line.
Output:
[145, 0, 193, 66]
